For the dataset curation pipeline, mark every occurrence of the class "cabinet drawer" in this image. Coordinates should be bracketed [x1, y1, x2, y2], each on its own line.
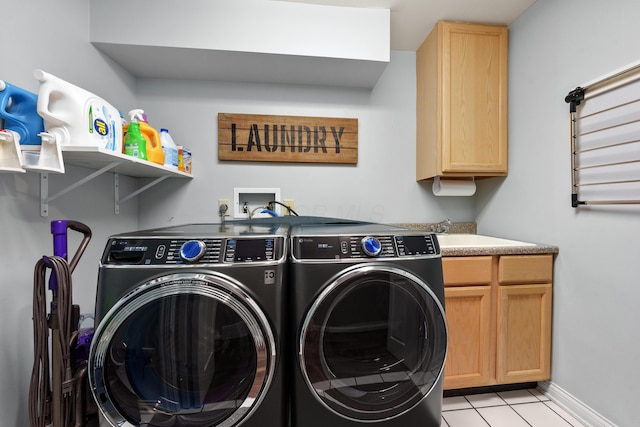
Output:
[498, 255, 553, 284]
[442, 256, 492, 286]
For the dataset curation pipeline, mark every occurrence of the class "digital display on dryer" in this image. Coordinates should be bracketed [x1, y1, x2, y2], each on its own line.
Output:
[226, 238, 275, 262]
[293, 237, 344, 259]
[395, 235, 437, 256]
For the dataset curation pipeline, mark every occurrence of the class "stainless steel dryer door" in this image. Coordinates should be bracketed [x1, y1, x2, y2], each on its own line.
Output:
[299, 264, 447, 422]
[89, 272, 276, 427]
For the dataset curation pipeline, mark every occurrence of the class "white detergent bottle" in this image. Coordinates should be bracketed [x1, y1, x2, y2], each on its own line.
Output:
[33, 69, 122, 153]
[160, 128, 179, 170]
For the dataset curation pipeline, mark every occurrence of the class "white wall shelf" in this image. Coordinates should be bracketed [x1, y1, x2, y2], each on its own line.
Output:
[40, 145, 192, 217]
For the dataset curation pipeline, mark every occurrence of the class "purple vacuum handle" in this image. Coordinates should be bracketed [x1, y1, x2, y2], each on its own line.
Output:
[51, 220, 71, 258]
[49, 220, 92, 290]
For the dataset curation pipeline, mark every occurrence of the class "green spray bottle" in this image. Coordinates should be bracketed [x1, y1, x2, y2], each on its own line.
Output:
[123, 113, 147, 160]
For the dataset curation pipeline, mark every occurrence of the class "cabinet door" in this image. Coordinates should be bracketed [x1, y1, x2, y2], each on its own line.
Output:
[443, 286, 492, 389]
[442, 22, 508, 175]
[417, 21, 508, 180]
[496, 283, 552, 383]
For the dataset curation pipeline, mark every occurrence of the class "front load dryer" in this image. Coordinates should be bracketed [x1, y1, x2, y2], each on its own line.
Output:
[289, 223, 447, 427]
[88, 223, 287, 427]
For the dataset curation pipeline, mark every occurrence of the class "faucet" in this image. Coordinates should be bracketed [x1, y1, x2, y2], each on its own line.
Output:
[433, 218, 452, 234]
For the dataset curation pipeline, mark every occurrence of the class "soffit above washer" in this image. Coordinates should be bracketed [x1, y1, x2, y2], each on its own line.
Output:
[90, 0, 389, 88]
[90, 0, 536, 88]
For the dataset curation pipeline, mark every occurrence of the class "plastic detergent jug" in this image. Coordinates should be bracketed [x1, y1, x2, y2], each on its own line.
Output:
[0, 80, 44, 148]
[128, 109, 164, 165]
[160, 128, 178, 169]
[33, 69, 122, 152]
[123, 119, 147, 161]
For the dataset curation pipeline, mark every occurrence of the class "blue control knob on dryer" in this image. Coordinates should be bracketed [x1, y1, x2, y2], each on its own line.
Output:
[180, 240, 206, 262]
[361, 236, 382, 257]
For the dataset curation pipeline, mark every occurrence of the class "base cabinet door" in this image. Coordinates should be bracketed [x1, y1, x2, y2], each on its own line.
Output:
[496, 283, 552, 383]
[442, 254, 553, 390]
[443, 286, 492, 389]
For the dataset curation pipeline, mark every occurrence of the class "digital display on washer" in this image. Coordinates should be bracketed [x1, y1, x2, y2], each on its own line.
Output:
[395, 235, 437, 256]
[226, 238, 275, 262]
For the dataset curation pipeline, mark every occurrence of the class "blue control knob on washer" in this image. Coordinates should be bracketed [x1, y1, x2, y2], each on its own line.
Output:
[180, 240, 206, 262]
[361, 236, 382, 257]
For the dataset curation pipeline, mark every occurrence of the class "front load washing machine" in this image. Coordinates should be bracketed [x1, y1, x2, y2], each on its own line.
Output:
[88, 223, 287, 427]
[289, 223, 447, 427]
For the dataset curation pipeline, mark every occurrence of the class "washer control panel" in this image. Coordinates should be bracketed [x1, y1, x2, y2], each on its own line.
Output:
[103, 236, 283, 265]
[293, 234, 439, 260]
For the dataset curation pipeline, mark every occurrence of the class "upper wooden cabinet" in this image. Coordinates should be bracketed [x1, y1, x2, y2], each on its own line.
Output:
[416, 21, 509, 180]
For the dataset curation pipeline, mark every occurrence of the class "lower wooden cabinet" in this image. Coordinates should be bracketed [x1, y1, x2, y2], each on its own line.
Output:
[442, 254, 553, 390]
[497, 283, 552, 383]
[443, 285, 492, 388]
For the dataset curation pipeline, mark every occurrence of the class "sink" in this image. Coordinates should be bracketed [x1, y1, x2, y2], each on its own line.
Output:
[435, 234, 537, 248]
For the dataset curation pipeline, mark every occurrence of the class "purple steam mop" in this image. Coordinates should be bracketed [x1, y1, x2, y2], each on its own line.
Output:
[30, 220, 94, 427]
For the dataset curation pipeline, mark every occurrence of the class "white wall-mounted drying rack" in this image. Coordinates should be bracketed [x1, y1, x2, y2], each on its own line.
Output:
[565, 60, 640, 207]
[40, 145, 191, 217]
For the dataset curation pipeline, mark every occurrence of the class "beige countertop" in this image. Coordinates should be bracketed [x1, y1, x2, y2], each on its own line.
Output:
[392, 222, 559, 257]
[438, 242, 559, 257]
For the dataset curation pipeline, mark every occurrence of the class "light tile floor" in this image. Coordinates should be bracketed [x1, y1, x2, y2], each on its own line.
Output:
[441, 388, 587, 427]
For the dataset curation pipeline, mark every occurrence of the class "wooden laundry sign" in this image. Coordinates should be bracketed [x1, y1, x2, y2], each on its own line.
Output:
[218, 113, 358, 164]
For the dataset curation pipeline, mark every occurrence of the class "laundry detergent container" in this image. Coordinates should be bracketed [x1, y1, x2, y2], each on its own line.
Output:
[0, 80, 46, 171]
[0, 80, 44, 148]
[33, 69, 122, 152]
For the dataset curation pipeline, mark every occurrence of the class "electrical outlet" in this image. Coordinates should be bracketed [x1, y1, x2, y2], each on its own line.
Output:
[218, 199, 231, 216]
[283, 199, 295, 216]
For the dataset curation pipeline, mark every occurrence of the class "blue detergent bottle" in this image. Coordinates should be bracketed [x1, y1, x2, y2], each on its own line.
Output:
[0, 80, 44, 147]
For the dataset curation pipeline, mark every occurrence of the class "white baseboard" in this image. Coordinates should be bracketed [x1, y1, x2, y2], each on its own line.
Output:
[538, 381, 617, 427]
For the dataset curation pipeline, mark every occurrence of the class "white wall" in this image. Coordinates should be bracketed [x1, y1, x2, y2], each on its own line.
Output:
[16, 0, 638, 425]
[0, 1, 139, 425]
[135, 51, 475, 229]
[476, 0, 640, 425]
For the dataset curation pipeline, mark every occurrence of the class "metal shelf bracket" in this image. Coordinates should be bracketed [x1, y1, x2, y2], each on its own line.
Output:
[40, 161, 121, 217]
[39, 161, 173, 217]
[38, 147, 191, 216]
[114, 174, 170, 214]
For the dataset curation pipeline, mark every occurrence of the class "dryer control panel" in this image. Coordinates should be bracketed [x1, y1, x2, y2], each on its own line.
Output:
[102, 236, 283, 265]
[293, 234, 439, 260]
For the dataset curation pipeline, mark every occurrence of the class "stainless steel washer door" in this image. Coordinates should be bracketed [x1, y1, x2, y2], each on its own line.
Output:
[299, 264, 447, 422]
[89, 272, 276, 427]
